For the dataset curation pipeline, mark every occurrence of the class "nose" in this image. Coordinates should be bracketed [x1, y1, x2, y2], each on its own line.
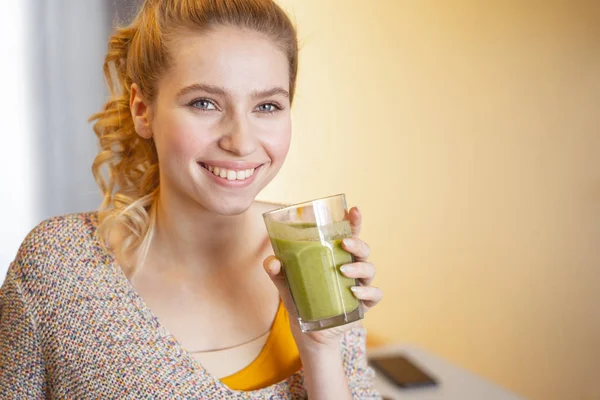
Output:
[218, 113, 258, 157]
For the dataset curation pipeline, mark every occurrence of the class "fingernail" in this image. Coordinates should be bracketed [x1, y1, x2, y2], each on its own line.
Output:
[343, 238, 355, 247]
[356, 206, 361, 214]
[350, 286, 363, 294]
[340, 265, 352, 275]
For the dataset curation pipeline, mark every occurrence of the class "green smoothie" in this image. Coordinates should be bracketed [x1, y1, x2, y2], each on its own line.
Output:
[268, 221, 361, 322]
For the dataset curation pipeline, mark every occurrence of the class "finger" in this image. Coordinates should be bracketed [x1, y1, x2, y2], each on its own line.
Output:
[342, 237, 371, 261]
[348, 206, 362, 237]
[263, 255, 282, 277]
[339, 262, 376, 286]
[350, 286, 383, 311]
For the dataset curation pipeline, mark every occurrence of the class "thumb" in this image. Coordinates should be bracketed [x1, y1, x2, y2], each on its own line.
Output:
[263, 256, 298, 320]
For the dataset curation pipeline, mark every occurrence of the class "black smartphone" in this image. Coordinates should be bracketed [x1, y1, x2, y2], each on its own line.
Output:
[370, 354, 438, 389]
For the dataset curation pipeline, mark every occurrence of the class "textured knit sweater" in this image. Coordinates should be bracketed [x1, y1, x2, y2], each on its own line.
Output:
[0, 213, 380, 399]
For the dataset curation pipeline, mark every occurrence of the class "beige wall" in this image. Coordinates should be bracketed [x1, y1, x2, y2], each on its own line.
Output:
[262, 1, 600, 399]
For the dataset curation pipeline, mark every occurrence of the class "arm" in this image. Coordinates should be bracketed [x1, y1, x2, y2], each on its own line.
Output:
[300, 341, 353, 400]
[299, 326, 380, 400]
[0, 263, 47, 398]
[338, 326, 380, 399]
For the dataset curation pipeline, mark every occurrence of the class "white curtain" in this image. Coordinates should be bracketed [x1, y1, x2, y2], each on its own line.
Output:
[0, 0, 140, 282]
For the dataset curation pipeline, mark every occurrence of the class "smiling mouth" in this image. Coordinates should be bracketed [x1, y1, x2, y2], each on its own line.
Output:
[199, 162, 260, 181]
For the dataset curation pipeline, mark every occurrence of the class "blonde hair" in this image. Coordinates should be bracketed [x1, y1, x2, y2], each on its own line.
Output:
[90, 0, 299, 274]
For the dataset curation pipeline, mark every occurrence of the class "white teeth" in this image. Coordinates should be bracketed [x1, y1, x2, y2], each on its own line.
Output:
[203, 164, 257, 181]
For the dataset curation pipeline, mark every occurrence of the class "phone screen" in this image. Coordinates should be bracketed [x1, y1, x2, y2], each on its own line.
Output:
[370, 354, 438, 388]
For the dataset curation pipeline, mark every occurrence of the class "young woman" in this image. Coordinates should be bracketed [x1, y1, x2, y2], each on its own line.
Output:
[0, 1, 383, 398]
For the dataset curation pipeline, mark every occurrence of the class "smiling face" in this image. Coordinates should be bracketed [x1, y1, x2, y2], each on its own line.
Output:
[132, 25, 292, 216]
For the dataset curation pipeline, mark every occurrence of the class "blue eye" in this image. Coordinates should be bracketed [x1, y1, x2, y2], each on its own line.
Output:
[256, 103, 280, 113]
[191, 99, 217, 110]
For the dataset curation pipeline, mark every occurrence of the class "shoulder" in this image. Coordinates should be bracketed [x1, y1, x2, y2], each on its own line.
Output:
[15, 212, 99, 260]
[10, 211, 105, 287]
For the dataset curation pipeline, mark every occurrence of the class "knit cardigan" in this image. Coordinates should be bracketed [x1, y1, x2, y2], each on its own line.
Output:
[0, 213, 380, 399]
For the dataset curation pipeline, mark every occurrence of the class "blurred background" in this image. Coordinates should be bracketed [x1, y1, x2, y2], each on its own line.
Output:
[1, 1, 599, 399]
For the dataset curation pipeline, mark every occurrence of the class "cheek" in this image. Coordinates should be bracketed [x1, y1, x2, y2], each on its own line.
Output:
[153, 113, 209, 163]
[263, 119, 292, 163]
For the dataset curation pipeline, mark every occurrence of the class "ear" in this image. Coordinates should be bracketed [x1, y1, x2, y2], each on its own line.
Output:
[130, 83, 153, 139]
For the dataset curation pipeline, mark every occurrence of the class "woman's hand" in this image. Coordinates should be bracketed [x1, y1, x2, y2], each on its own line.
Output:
[263, 206, 383, 354]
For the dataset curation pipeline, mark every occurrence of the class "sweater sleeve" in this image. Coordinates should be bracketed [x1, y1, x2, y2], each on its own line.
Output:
[341, 325, 381, 399]
[0, 263, 47, 398]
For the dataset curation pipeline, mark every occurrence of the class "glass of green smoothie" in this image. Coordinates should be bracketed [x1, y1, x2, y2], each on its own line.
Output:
[263, 194, 363, 332]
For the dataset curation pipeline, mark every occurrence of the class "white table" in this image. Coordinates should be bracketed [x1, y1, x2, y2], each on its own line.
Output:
[368, 345, 525, 400]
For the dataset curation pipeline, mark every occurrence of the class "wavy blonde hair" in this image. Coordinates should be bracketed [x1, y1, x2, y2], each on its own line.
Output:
[90, 0, 298, 275]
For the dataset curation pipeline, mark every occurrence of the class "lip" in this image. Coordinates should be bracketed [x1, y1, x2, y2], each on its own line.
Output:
[197, 162, 264, 188]
[199, 160, 264, 170]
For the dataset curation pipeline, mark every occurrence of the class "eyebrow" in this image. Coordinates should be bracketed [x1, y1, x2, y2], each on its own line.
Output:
[176, 83, 289, 99]
[251, 87, 290, 99]
[176, 83, 226, 98]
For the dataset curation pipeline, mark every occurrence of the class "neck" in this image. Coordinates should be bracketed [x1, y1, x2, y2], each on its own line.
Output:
[149, 190, 259, 275]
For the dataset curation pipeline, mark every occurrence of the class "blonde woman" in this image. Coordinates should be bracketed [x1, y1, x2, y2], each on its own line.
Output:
[0, 1, 383, 398]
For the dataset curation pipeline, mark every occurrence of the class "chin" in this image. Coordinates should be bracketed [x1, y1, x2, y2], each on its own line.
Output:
[200, 195, 256, 217]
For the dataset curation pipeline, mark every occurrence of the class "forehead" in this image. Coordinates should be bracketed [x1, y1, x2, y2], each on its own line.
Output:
[161, 26, 290, 96]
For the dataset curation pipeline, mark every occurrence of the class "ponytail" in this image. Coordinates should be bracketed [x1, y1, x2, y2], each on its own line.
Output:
[90, 26, 159, 276]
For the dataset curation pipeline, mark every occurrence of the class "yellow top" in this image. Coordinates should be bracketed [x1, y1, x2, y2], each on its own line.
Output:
[220, 301, 302, 391]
